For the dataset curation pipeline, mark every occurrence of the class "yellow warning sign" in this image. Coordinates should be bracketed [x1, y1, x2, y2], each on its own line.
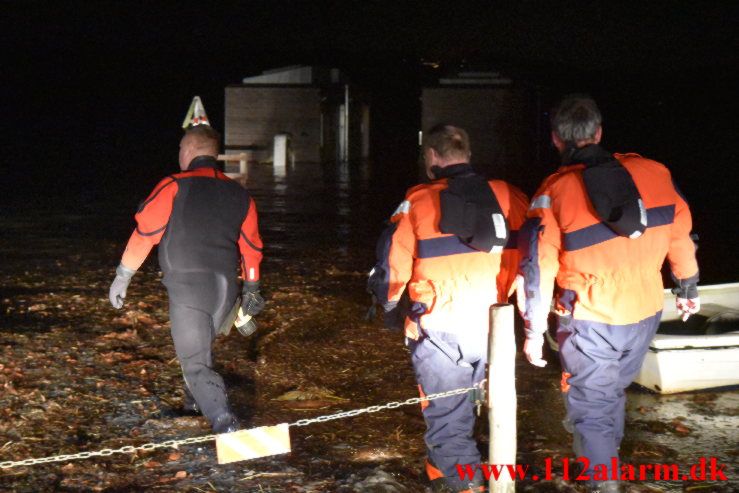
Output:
[216, 423, 291, 464]
[181, 96, 210, 129]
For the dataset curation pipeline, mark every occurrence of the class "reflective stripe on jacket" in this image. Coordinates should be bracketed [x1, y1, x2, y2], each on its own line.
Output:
[519, 153, 698, 337]
[385, 175, 529, 340]
[121, 156, 263, 281]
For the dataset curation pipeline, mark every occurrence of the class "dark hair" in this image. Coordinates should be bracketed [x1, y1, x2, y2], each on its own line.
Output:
[551, 95, 602, 143]
[423, 124, 470, 162]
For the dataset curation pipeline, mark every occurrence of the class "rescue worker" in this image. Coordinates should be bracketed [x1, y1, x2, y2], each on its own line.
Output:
[372, 124, 528, 493]
[518, 95, 699, 493]
[108, 125, 264, 434]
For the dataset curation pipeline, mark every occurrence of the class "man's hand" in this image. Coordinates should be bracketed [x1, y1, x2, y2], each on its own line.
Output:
[672, 282, 699, 322]
[523, 335, 547, 367]
[109, 264, 136, 309]
[382, 305, 404, 331]
[676, 297, 700, 322]
[241, 281, 265, 316]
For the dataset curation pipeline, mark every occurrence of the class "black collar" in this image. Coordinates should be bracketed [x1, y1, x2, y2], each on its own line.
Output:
[564, 144, 615, 168]
[431, 162, 475, 180]
[187, 155, 220, 171]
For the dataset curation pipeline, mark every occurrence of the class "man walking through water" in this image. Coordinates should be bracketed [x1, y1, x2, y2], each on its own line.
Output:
[370, 124, 528, 492]
[108, 124, 264, 434]
[518, 95, 700, 492]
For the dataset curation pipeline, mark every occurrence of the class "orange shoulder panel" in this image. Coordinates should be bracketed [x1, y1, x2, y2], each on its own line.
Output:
[120, 177, 178, 270]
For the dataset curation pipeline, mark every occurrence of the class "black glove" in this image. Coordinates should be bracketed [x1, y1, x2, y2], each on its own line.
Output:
[241, 280, 265, 316]
[382, 304, 404, 331]
[109, 264, 136, 309]
[671, 283, 699, 300]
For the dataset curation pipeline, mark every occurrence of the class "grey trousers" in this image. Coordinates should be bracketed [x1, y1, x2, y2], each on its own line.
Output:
[163, 271, 238, 424]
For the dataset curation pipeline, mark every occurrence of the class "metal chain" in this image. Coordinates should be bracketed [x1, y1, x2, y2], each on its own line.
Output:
[288, 386, 476, 427]
[0, 435, 215, 470]
[1, 386, 476, 470]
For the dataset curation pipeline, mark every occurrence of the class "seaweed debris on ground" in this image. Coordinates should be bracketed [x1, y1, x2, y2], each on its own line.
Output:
[1, 210, 736, 492]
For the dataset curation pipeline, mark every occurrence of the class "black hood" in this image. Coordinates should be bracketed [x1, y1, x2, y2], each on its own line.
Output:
[569, 144, 647, 238]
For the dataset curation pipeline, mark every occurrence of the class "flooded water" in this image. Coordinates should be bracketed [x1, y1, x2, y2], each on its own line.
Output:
[625, 391, 738, 490]
[1, 158, 737, 491]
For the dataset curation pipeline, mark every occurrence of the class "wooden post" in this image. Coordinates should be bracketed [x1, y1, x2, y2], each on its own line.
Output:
[217, 153, 248, 182]
[239, 155, 247, 176]
[488, 303, 516, 493]
[273, 134, 288, 175]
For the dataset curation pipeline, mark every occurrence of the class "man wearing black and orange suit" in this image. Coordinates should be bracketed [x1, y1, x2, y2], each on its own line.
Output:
[108, 125, 264, 434]
[374, 124, 528, 492]
[518, 95, 700, 493]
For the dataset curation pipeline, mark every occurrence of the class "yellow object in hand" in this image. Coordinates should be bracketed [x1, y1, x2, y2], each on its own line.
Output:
[235, 307, 252, 328]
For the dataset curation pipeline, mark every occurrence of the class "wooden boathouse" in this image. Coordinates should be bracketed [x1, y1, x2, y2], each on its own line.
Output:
[224, 66, 370, 166]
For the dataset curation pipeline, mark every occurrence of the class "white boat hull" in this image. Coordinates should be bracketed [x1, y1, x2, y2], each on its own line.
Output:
[634, 282, 739, 393]
[635, 343, 739, 394]
[544, 282, 739, 393]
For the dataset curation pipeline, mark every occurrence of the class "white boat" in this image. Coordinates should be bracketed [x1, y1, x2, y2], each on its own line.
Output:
[544, 282, 739, 394]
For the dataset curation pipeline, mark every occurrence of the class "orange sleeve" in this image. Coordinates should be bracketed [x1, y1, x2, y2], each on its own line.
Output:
[667, 183, 699, 284]
[120, 177, 178, 270]
[387, 199, 416, 304]
[496, 184, 529, 302]
[237, 196, 263, 282]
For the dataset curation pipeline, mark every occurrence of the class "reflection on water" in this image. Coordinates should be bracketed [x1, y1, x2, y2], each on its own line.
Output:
[245, 160, 400, 265]
[626, 388, 738, 490]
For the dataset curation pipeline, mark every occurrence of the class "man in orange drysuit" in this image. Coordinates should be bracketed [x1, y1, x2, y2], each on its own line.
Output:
[108, 125, 264, 434]
[371, 124, 528, 492]
[518, 95, 700, 493]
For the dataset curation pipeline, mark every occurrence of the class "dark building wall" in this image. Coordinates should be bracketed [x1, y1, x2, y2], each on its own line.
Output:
[421, 87, 531, 187]
[225, 86, 322, 162]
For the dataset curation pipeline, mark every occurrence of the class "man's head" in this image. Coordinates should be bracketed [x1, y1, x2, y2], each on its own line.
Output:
[422, 124, 471, 179]
[179, 125, 221, 170]
[550, 95, 603, 152]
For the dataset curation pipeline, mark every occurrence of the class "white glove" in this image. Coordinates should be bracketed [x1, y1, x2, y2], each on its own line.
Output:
[676, 297, 700, 322]
[109, 264, 135, 309]
[524, 335, 547, 367]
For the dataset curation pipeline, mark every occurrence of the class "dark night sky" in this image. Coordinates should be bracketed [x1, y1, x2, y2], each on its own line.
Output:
[4, 1, 738, 232]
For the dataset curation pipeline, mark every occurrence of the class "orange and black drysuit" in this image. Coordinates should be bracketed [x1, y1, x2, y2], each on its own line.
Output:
[518, 145, 698, 478]
[378, 163, 528, 491]
[119, 155, 262, 424]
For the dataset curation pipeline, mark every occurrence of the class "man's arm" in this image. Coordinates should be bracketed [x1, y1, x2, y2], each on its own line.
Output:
[121, 177, 178, 270]
[518, 187, 562, 366]
[380, 199, 416, 329]
[236, 196, 265, 327]
[667, 181, 700, 320]
[237, 196, 263, 284]
[110, 177, 178, 309]
[496, 184, 529, 302]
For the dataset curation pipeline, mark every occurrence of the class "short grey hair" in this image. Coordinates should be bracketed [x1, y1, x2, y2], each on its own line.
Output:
[551, 95, 602, 142]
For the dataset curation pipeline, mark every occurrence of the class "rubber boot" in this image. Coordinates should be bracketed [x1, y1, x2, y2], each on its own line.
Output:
[212, 412, 240, 434]
[426, 459, 486, 493]
[182, 387, 200, 414]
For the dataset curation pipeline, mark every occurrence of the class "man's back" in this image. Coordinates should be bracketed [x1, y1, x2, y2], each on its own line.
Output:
[518, 96, 700, 491]
[159, 165, 250, 274]
[529, 152, 697, 325]
[388, 175, 528, 336]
